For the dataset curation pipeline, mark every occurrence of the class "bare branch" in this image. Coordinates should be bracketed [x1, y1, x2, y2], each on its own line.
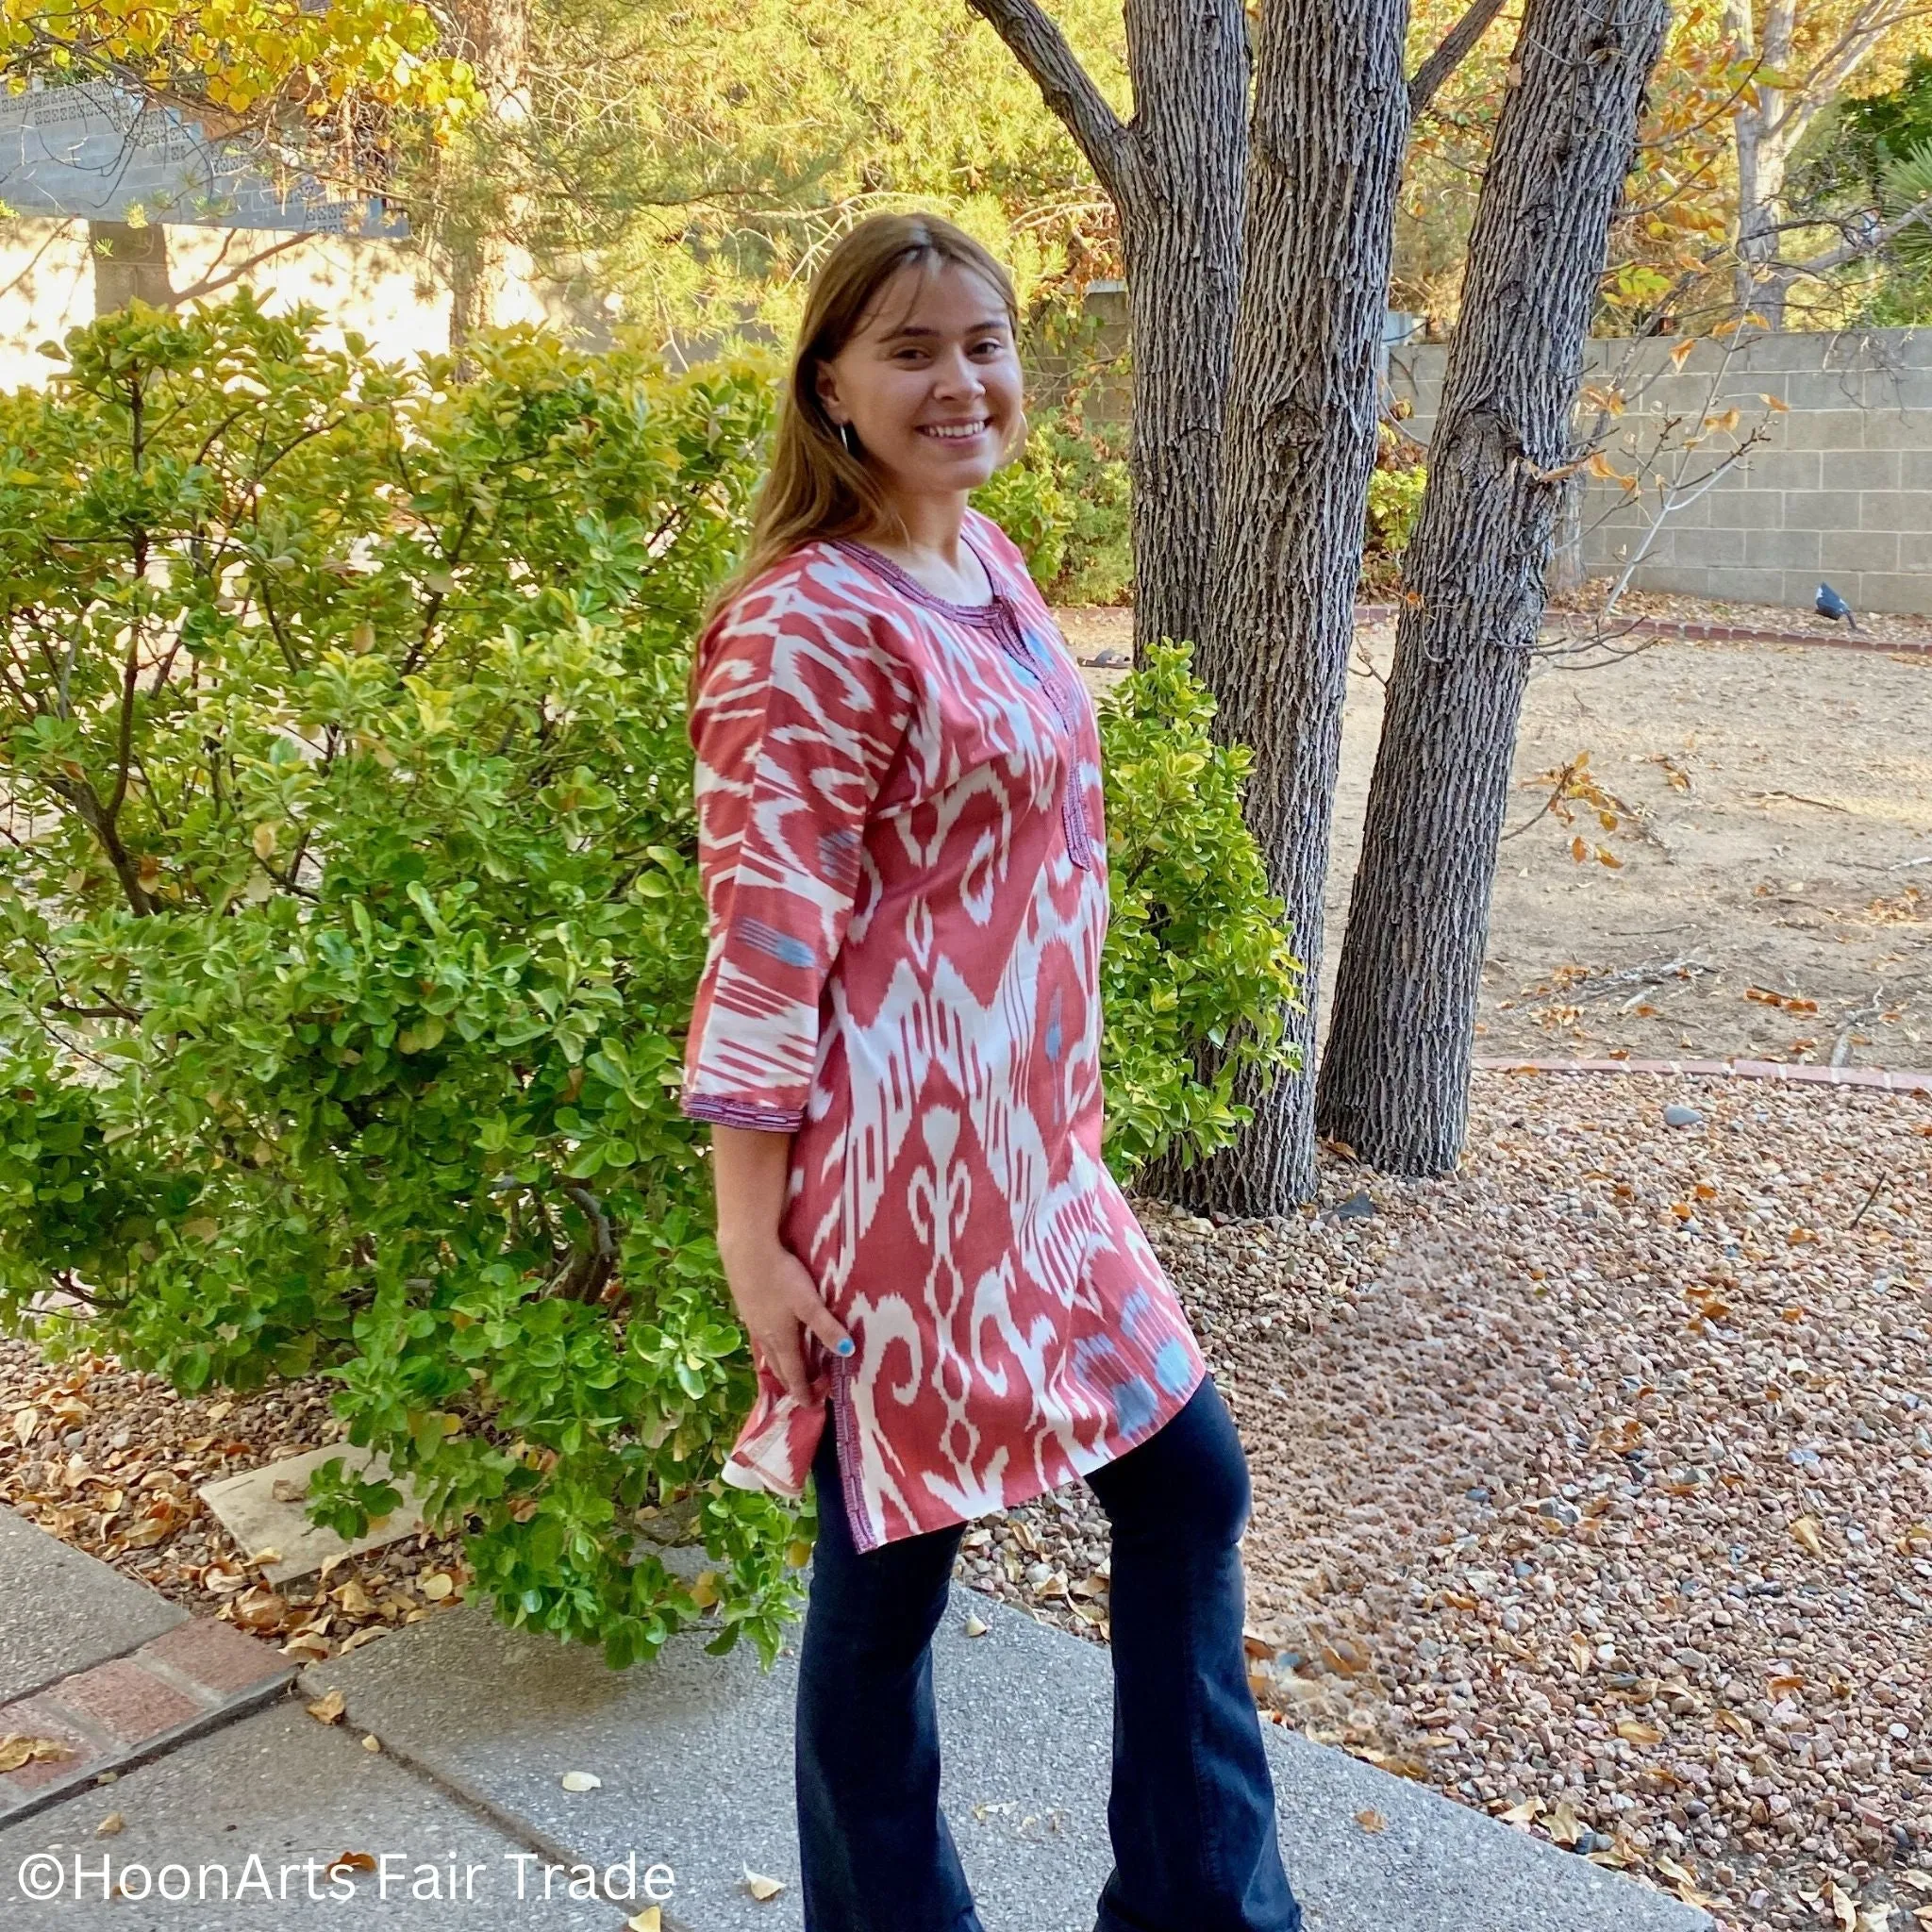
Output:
[965, 0, 1134, 201]
[1790, 191, 1932, 277]
[1408, 0, 1509, 119]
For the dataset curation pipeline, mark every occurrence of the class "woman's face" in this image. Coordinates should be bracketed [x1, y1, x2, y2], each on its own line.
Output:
[814, 259, 1024, 503]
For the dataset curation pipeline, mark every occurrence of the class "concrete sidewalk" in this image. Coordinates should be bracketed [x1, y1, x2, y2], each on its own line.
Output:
[0, 1504, 1712, 1930]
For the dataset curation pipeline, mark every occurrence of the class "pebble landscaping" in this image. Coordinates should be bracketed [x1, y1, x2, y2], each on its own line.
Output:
[961, 1071, 1930, 1932]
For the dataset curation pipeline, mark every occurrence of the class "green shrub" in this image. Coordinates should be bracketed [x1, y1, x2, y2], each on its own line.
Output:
[0, 293, 1296, 1674]
[1363, 424, 1427, 591]
[0, 294, 793, 1671]
[974, 402, 1134, 606]
[1094, 641, 1303, 1179]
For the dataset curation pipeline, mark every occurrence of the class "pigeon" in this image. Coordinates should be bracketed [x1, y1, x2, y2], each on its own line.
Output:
[1814, 580, 1862, 632]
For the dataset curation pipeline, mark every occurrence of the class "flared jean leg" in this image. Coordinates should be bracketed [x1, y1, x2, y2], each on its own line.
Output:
[794, 1417, 985, 1932]
[1084, 1374, 1303, 1932]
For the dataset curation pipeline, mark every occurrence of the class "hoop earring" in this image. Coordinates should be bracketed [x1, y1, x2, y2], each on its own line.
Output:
[840, 421, 861, 458]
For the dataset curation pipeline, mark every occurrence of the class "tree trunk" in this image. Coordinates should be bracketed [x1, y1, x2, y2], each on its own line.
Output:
[1545, 470, 1586, 596]
[1316, 0, 1672, 1176]
[449, 0, 531, 352]
[1116, 0, 1248, 658]
[1725, 2, 1800, 325]
[91, 221, 173, 312]
[1136, 0, 1412, 1213]
[969, 0, 1249, 660]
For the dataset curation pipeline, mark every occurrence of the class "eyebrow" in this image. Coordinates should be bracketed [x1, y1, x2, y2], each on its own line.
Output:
[877, 318, 1010, 342]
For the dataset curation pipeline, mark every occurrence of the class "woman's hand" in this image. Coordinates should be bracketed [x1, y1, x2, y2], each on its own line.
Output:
[719, 1231, 854, 1402]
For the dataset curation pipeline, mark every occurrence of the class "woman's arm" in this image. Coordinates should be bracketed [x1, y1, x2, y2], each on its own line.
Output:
[708, 1124, 853, 1401]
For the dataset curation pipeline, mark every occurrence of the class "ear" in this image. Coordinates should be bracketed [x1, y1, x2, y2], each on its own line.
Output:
[813, 360, 847, 426]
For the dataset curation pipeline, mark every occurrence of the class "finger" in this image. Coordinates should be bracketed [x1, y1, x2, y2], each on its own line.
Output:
[766, 1322, 812, 1402]
[791, 1293, 854, 1363]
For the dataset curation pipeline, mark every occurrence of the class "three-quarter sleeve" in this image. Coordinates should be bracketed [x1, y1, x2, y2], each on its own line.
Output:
[679, 575, 915, 1133]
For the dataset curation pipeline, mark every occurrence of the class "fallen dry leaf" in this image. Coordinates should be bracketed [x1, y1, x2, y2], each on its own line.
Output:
[1355, 1809, 1387, 1833]
[559, 1770, 601, 1792]
[11, 1406, 41, 1446]
[305, 1690, 346, 1725]
[742, 1866, 787, 1902]
[962, 1614, 989, 1637]
[1615, 1719, 1663, 1746]
[1790, 1515, 1827, 1557]
[1547, 1798, 1583, 1847]
[627, 1911, 663, 1932]
[326, 1852, 377, 1877]
[95, 1812, 125, 1836]
[0, 1733, 75, 1773]
[420, 1572, 455, 1601]
[1498, 1797, 1542, 1825]
[1830, 1882, 1858, 1932]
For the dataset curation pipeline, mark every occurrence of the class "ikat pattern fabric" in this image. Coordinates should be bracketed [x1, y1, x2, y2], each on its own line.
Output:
[680, 508, 1207, 1550]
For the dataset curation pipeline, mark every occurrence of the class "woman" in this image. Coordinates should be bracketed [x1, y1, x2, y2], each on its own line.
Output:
[679, 210, 1302, 1932]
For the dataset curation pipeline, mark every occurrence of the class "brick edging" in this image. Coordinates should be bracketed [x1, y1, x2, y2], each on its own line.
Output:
[1352, 603, 1932, 657]
[1474, 1055, 1932, 1095]
[0, 1617, 296, 1826]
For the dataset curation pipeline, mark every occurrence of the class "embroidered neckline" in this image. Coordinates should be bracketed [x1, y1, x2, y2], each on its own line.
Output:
[826, 526, 1008, 625]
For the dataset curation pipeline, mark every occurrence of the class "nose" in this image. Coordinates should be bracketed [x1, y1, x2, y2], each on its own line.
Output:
[931, 342, 986, 398]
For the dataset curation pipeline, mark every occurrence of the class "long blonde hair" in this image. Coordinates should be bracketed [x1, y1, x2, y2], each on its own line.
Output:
[686, 212, 1024, 712]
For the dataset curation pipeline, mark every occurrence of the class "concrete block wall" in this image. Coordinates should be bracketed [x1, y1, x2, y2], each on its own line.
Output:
[1386, 325, 1932, 617]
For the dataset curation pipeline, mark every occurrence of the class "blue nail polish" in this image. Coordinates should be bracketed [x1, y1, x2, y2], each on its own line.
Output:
[836, 1337, 855, 1356]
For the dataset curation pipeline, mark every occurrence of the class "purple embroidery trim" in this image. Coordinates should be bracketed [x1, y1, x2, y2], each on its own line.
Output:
[826, 534, 1095, 873]
[681, 1093, 806, 1132]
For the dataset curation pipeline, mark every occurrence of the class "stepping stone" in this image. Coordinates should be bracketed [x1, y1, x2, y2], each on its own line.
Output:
[0, 1506, 186, 1706]
[0, 1701, 617, 1928]
[303, 1586, 1711, 1932]
[197, 1446, 426, 1585]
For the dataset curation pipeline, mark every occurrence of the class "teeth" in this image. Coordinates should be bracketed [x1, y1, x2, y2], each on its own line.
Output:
[922, 422, 987, 439]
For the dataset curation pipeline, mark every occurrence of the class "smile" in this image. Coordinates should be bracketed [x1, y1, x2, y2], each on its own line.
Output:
[917, 420, 990, 441]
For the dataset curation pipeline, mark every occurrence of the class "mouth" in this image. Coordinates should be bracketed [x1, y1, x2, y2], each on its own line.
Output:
[916, 418, 991, 443]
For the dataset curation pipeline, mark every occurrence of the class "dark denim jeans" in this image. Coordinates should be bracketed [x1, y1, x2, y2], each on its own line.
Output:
[794, 1374, 1303, 1932]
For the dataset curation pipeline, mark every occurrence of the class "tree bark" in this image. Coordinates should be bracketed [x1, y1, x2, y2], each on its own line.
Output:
[449, 0, 531, 352]
[1136, 0, 1412, 1212]
[1316, 0, 1673, 1176]
[970, 0, 1248, 658]
[1115, 0, 1248, 658]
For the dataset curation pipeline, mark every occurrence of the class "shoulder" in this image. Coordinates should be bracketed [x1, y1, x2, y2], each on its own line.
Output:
[708, 537, 938, 644]
[693, 542, 918, 718]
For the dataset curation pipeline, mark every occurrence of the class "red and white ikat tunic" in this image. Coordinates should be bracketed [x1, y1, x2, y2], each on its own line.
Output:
[679, 508, 1207, 1552]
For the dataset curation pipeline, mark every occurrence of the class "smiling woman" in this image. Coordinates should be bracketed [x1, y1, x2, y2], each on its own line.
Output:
[677, 210, 1304, 1932]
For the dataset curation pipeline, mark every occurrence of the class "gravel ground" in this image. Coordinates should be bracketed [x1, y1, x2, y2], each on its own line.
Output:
[5, 1072, 1926, 1932]
[962, 1071, 1931, 1932]
[0, 1351, 473, 1659]
[1557, 582, 1932, 650]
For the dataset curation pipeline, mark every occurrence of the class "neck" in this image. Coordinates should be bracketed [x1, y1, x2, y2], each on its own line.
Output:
[866, 489, 971, 566]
